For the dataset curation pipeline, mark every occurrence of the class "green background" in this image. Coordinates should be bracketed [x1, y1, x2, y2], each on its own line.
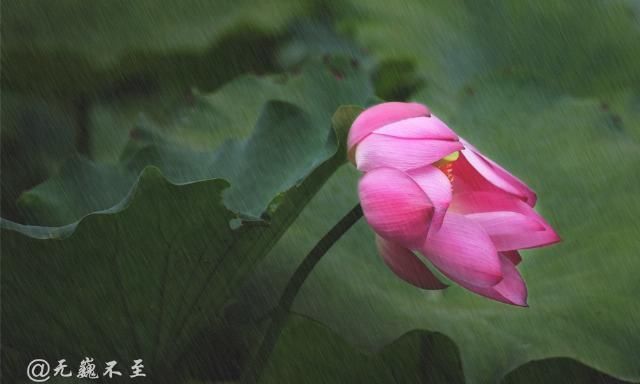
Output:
[2, 1, 639, 383]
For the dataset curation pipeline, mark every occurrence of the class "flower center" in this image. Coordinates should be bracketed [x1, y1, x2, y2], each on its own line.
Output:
[434, 151, 459, 182]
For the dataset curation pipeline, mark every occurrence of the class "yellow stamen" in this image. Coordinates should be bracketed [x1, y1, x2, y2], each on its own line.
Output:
[434, 151, 459, 182]
[442, 151, 460, 162]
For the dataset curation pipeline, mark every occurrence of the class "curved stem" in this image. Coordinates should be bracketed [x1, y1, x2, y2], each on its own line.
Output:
[241, 203, 363, 384]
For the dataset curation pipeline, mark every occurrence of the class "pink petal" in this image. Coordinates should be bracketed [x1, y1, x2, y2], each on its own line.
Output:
[377, 236, 447, 290]
[457, 254, 528, 307]
[348, 102, 430, 156]
[454, 139, 537, 206]
[359, 168, 434, 248]
[451, 192, 561, 251]
[355, 133, 464, 172]
[373, 116, 458, 141]
[406, 165, 452, 232]
[451, 191, 530, 213]
[421, 213, 502, 287]
[465, 211, 555, 251]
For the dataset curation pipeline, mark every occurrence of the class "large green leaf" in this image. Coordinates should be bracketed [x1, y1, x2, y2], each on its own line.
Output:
[1, 107, 357, 382]
[85, 50, 375, 161]
[502, 358, 631, 384]
[17, 60, 373, 226]
[239, 77, 640, 382]
[1, 60, 369, 381]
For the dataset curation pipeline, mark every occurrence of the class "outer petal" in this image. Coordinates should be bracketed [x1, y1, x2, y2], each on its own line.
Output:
[348, 102, 430, 155]
[407, 165, 452, 232]
[451, 192, 561, 251]
[454, 139, 537, 206]
[359, 168, 434, 248]
[373, 116, 458, 141]
[457, 253, 528, 307]
[377, 236, 447, 290]
[355, 133, 463, 172]
[421, 213, 502, 287]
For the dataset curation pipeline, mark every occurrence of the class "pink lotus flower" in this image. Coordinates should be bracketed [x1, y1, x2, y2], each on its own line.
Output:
[349, 102, 560, 306]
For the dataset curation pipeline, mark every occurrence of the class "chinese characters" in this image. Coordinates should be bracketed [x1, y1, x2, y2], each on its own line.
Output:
[27, 358, 146, 382]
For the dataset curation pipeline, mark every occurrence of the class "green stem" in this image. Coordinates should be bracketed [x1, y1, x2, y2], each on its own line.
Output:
[240, 203, 363, 384]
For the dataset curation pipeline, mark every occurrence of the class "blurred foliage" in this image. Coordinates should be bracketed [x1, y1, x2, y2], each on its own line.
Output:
[334, 0, 640, 111]
[176, 312, 464, 384]
[1, 0, 310, 96]
[2, 0, 640, 383]
[0, 93, 77, 220]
